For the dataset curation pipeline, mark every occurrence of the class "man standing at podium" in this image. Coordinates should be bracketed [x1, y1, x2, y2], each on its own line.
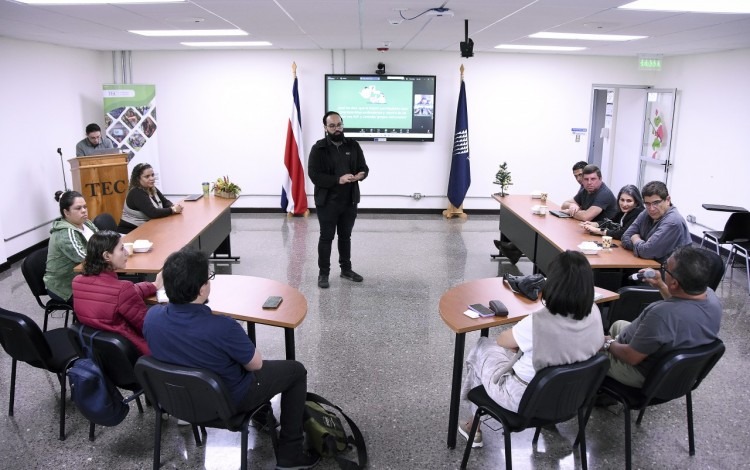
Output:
[76, 123, 115, 156]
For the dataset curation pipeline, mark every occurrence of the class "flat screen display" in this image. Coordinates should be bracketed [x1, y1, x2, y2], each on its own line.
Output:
[325, 74, 436, 142]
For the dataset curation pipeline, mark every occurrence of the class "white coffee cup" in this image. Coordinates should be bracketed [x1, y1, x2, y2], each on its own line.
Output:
[601, 236, 613, 248]
[123, 242, 134, 255]
[538, 205, 548, 215]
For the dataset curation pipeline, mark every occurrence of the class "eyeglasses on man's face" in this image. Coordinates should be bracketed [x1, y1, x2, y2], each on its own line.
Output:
[326, 123, 344, 129]
[643, 199, 664, 208]
[661, 262, 678, 283]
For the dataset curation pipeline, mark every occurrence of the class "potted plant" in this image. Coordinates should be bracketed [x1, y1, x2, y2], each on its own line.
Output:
[493, 162, 513, 197]
[212, 175, 241, 199]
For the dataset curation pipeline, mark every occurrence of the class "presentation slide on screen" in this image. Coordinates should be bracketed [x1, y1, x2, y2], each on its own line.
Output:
[328, 81, 414, 128]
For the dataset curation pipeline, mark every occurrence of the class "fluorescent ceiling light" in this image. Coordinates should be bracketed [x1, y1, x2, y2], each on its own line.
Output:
[495, 44, 586, 52]
[130, 29, 248, 37]
[15, 0, 185, 4]
[529, 32, 647, 41]
[181, 41, 272, 47]
[619, 0, 750, 14]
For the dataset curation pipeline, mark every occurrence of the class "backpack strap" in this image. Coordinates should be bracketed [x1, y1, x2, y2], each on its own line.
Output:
[306, 392, 367, 470]
[78, 328, 100, 360]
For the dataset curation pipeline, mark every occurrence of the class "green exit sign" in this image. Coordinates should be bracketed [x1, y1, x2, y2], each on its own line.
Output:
[639, 57, 662, 71]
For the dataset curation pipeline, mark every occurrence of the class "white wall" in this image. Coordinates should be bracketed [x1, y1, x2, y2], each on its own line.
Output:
[2, 36, 748, 259]
[132, 49, 649, 210]
[0, 37, 109, 262]
[652, 48, 750, 237]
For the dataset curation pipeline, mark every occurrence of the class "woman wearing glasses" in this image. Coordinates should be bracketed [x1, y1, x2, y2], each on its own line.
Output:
[581, 184, 644, 240]
[72, 230, 162, 355]
[118, 162, 183, 234]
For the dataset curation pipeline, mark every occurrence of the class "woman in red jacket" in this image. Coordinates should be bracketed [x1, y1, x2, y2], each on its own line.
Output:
[72, 230, 163, 355]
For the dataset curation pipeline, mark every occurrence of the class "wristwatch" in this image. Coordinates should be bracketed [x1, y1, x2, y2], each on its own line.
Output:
[603, 338, 616, 351]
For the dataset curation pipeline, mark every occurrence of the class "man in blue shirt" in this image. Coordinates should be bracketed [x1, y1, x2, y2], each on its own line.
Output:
[144, 249, 318, 470]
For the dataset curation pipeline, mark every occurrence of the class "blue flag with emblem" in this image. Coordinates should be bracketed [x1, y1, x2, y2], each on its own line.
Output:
[447, 79, 470, 207]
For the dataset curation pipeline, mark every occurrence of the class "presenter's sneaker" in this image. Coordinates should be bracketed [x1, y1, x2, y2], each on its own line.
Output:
[340, 270, 364, 282]
[317, 275, 329, 289]
[458, 421, 483, 448]
[276, 451, 320, 470]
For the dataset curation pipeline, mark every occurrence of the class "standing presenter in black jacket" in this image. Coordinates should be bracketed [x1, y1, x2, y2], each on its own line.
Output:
[308, 111, 369, 289]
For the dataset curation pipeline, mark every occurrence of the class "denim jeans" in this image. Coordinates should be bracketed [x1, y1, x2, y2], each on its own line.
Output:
[239, 360, 307, 457]
[316, 202, 358, 275]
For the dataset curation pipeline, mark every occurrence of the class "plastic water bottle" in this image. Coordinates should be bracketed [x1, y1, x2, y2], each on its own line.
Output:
[630, 268, 657, 281]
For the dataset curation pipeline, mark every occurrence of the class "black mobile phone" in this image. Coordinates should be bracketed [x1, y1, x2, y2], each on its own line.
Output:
[262, 296, 283, 309]
[468, 303, 495, 317]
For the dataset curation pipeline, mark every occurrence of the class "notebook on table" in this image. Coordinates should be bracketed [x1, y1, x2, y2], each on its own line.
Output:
[550, 210, 572, 218]
[184, 194, 203, 201]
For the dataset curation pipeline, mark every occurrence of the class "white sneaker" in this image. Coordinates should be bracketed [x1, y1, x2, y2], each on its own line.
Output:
[458, 421, 483, 448]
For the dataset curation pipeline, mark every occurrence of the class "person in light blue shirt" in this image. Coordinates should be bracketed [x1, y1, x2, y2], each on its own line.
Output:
[621, 181, 692, 263]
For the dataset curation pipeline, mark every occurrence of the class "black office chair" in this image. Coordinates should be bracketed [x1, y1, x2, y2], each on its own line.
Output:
[21, 247, 74, 331]
[134, 356, 265, 470]
[67, 323, 145, 441]
[700, 212, 750, 255]
[0, 307, 78, 440]
[598, 339, 725, 470]
[460, 354, 610, 470]
[699, 248, 726, 291]
[725, 241, 750, 294]
[603, 286, 662, 332]
[92, 212, 118, 231]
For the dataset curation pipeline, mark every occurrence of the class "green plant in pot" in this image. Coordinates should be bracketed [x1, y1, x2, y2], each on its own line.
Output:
[493, 162, 513, 197]
[212, 175, 241, 198]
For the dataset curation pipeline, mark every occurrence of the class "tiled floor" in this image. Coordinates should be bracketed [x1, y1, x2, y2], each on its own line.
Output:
[0, 213, 748, 469]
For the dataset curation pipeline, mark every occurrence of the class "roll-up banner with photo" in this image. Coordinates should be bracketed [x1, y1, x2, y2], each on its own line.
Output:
[102, 84, 162, 182]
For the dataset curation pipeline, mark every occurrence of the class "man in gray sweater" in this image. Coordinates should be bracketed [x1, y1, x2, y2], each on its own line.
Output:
[621, 181, 692, 263]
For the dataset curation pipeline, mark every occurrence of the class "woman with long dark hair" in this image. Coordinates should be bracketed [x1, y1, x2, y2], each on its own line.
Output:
[72, 230, 162, 355]
[458, 251, 604, 448]
[581, 184, 644, 240]
[117, 162, 183, 234]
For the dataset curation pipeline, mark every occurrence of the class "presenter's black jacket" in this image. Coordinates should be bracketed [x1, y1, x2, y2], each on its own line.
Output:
[308, 136, 369, 207]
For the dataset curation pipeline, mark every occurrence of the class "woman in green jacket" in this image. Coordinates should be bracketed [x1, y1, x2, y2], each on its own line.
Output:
[44, 190, 98, 303]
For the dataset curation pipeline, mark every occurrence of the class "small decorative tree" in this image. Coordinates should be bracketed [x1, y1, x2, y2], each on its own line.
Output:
[493, 162, 513, 197]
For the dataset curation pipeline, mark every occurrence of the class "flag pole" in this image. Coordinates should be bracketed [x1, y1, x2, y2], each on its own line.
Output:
[284, 61, 310, 218]
[288, 62, 309, 218]
[443, 64, 468, 219]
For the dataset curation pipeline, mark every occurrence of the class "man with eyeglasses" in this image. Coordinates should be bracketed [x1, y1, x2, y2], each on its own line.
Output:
[621, 180, 691, 263]
[601, 246, 722, 388]
[144, 249, 319, 470]
[560, 164, 617, 222]
[76, 123, 115, 156]
[308, 111, 369, 289]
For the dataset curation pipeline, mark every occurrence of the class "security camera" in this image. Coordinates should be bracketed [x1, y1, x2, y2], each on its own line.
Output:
[460, 38, 474, 58]
[375, 62, 386, 75]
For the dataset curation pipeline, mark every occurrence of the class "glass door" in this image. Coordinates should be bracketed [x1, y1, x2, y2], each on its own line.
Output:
[638, 88, 677, 187]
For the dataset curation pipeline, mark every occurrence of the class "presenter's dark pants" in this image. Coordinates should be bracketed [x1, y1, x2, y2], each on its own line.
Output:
[240, 360, 307, 457]
[316, 202, 358, 275]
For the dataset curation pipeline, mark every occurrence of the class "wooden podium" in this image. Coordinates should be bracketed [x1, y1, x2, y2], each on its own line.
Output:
[69, 153, 129, 223]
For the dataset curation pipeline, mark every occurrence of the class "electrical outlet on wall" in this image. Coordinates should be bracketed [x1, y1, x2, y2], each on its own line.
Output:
[687, 215, 696, 223]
